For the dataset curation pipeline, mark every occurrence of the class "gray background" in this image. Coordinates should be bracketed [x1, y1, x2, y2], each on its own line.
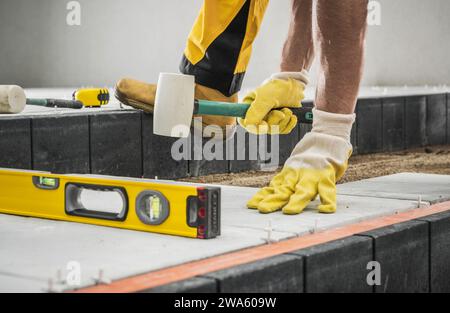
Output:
[0, 0, 449, 89]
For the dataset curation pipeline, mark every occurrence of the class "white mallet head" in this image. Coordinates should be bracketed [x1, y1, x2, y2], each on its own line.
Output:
[153, 73, 196, 138]
[0, 85, 26, 114]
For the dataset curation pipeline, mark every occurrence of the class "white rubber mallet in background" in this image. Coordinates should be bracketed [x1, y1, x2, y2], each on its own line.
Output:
[0, 85, 84, 114]
[0, 85, 26, 114]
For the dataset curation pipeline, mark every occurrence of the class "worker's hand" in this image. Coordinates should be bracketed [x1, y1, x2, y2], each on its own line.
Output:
[247, 108, 355, 214]
[238, 71, 309, 135]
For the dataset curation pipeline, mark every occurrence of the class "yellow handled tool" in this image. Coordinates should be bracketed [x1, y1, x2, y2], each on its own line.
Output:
[0, 168, 221, 239]
[73, 88, 110, 107]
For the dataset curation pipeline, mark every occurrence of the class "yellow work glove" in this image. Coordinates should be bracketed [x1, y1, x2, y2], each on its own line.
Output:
[247, 108, 356, 214]
[238, 71, 309, 135]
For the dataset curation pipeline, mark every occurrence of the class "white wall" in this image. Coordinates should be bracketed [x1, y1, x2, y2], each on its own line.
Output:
[363, 0, 450, 86]
[1, 0, 449, 89]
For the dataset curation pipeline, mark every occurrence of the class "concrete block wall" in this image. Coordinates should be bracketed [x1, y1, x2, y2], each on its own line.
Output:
[143, 211, 450, 293]
[0, 94, 448, 179]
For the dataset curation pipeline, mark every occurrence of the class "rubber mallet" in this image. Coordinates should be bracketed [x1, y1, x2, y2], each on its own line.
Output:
[0, 85, 83, 114]
[153, 73, 313, 138]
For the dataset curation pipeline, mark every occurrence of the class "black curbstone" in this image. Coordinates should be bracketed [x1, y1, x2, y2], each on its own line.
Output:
[356, 98, 383, 154]
[447, 93, 450, 144]
[405, 96, 427, 148]
[382, 97, 405, 151]
[203, 254, 304, 293]
[290, 236, 373, 293]
[417, 211, 450, 293]
[0, 117, 31, 169]
[189, 134, 229, 177]
[259, 134, 279, 170]
[228, 125, 260, 173]
[426, 94, 447, 146]
[142, 113, 189, 179]
[89, 111, 142, 177]
[277, 125, 299, 165]
[32, 115, 89, 173]
[299, 124, 312, 144]
[357, 220, 429, 293]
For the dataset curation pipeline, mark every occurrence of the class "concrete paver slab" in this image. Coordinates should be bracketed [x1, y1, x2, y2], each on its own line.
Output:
[220, 186, 421, 234]
[338, 173, 450, 204]
[0, 274, 50, 293]
[0, 213, 290, 291]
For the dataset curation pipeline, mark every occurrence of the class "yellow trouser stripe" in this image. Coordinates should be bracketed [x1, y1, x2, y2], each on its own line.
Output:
[184, 0, 269, 75]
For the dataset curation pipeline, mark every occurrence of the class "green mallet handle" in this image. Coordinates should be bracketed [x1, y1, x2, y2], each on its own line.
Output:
[194, 99, 313, 124]
[27, 98, 83, 109]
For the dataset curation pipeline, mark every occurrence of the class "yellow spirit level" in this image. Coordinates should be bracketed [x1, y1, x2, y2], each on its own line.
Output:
[73, 88, 110, 107]
[0, 168, 220, 239]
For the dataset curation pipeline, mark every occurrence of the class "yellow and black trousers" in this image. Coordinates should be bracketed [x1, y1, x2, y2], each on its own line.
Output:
[180, 0, 269, 97]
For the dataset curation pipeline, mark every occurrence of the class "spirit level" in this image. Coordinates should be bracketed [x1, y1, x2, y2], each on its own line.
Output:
[0, 168, 220, 239]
